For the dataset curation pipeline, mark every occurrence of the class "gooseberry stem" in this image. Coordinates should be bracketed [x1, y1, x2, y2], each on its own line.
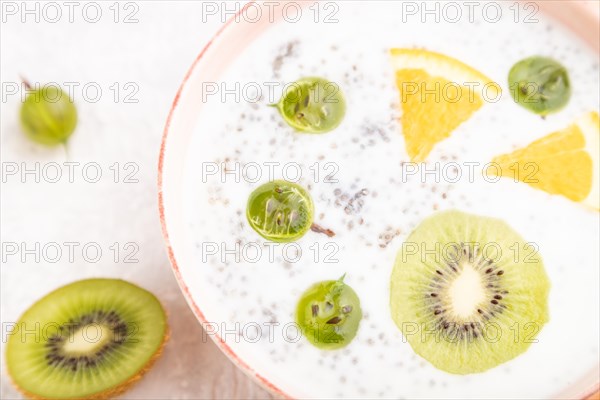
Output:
[20, 76, 32, 90]
[310, 223, 335, 237]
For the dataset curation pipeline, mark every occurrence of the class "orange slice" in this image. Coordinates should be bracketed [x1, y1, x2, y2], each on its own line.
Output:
[490, 112, 600, 210]
[391, 48, 500, 162]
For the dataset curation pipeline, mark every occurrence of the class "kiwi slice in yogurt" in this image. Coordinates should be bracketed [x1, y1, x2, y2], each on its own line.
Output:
[390, 210, 550, 374]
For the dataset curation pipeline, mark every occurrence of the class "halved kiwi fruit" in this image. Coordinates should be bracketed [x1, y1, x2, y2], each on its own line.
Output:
[390, 210, 550, 374]
[6, 279, 168, 399]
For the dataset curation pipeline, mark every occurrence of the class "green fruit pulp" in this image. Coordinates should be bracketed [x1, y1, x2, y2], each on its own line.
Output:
[276, 77, 346, 133]
[295, 276, 363, 350]
[390, 210, 550, 374]
[246, 180, 314, 242]
[508, 56, 571, 116]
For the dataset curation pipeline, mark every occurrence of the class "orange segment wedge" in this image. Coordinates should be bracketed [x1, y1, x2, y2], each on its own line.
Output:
[390, 49, 501, 162]
[490, 112, 600, 210]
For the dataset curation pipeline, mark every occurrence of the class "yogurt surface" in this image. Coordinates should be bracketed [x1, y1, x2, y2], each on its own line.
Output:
[178, 2, 600, 398]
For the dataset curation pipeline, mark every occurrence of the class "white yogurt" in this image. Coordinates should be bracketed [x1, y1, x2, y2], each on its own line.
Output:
[180, 2, 599, 398]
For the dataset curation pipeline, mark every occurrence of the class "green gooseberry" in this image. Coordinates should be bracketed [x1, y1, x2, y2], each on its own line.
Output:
[275, 77, 346, 133]
[20, 84, 77, 146]
[508, 56, 571, 116]
[295, 275, 362, 350]
[246, 180, 314, 242]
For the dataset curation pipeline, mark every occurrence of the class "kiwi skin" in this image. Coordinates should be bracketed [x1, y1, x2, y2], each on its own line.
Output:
[6, 279, 169, 400]
[390, 210, 551, 375]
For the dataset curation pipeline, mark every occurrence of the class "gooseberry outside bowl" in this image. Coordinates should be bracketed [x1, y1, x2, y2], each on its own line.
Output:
[158, 1, 600, 398]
